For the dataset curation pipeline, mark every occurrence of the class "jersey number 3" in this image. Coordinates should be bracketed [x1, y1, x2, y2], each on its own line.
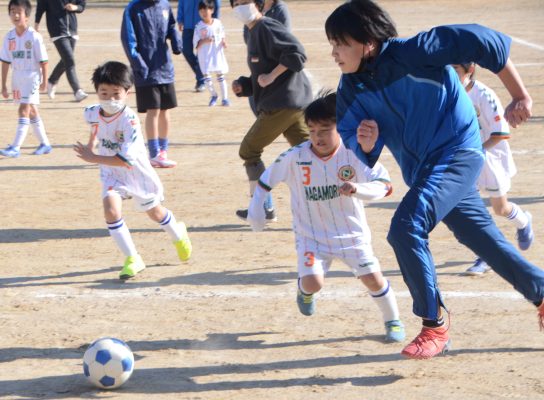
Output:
[301, 166, 311, 185]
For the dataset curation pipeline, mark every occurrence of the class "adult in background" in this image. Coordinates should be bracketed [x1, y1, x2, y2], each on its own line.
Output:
[34, 0, 88, 102]
[121, 0, 182, 168]
[177, 0, 220, 92]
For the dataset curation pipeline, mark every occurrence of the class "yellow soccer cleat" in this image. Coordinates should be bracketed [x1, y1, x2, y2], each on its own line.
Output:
[174, 223, 192, 262]
[119, 255, 146, 280]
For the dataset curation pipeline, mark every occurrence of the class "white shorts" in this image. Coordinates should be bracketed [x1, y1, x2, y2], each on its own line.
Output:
[12, 71, 41, 105]
[295, 236, 381, 278]
[102, 185, 163, 212]
[477, 153, 511, 198]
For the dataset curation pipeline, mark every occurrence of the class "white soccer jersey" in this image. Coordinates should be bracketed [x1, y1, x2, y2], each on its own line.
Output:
[193, 19, 228, 74]
[467, 80, 516, 195]
[84, 105, 164, 207]
[0, 27, 47, 72]
[257, 140, 391, 251]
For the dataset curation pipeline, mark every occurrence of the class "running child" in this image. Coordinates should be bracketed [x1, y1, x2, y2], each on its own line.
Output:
[0, 0, 51, 158]
[194, 0, 229, 107]
[452, 62, 534, 275]
[246, 91, 405, 343]
[73, 61, 192, 280]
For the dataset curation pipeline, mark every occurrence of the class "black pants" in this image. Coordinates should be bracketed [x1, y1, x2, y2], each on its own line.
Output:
[49, 37, 81, 93]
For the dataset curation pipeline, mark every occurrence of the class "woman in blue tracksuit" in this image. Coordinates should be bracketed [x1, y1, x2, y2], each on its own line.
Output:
[325, 0, 544, 359]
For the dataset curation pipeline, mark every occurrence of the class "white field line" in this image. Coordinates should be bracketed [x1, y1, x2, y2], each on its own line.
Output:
[511, 37, 544, 51]
[28, 287, 524, 301]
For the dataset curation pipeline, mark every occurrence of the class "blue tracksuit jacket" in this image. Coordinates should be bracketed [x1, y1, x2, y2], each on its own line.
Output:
[121, 0, 182, 87]
[177, 0, 219, 29]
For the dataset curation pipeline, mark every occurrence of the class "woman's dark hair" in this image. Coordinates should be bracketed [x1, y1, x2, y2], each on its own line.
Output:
[229, 0, 265, 12]
[304, 90, 337, 125]
[199, 0, 215, 11]
[325, 0, 397, 45]
[8, 0, 31, 17]
[92, 61, 134, 91]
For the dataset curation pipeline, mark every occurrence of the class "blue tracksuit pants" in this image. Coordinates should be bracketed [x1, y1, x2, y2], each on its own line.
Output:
[387, 149, 544, 319]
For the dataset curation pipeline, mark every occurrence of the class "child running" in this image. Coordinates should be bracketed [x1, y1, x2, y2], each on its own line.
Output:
[194, 0, 229, 107]
[73, 61, 192, 280]
[0, 0, 51, 158]
[452, 63, 534, 275]
[246, 91, 405, 343]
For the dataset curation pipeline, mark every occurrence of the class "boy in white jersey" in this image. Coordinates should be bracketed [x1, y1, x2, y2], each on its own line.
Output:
[246, 91, 405, 342]
[194, 0, 229, 107]
[73, 61, 192, 280]
[0, 0, 51, 158]
[452, 63, 534, 275]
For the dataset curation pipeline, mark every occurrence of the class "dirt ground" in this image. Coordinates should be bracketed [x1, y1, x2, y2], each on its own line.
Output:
[1, 0, 544, 398]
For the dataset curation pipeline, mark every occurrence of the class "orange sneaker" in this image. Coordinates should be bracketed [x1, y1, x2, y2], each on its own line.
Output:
[401, 325, 451, 359]
[538, 302, 544, 331]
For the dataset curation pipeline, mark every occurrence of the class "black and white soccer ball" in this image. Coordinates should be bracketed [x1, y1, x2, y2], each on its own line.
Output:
[83, 337, 134, 389]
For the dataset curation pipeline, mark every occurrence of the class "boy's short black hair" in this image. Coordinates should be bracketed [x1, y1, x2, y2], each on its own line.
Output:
[8, 0, 31, 17]
[91, 61, 134, 91]
[304, 90, 337, 125]
[325, 0, 397, 46]
[198, 0, 215, 10]
[229, 0, 265, 12]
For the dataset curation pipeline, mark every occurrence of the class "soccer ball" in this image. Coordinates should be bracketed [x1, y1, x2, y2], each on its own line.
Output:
[83, 337, 134, 389]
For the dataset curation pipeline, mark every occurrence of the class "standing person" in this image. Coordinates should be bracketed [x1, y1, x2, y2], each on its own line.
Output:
[74, 61, 192, 280]
[452, 63, 534, 276]
[193, 0, 229, 107]
[121, 0, 182, 168]
[246, 91, 406, 342]
[0, 0, 52, 158]
[177, 0, 220, 92]
[34, 0, 87, 102]
[325, 0, 544, 359]
[231, 0, 312, 222]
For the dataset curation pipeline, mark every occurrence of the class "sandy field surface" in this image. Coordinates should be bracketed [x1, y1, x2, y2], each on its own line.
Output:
[1, 0, 543, 398]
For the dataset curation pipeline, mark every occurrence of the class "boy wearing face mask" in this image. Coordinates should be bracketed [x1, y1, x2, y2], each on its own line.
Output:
[74, 61, 192, 280]
[230, 0, 313, 223]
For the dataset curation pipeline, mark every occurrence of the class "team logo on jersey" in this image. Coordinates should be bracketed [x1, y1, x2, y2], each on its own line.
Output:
[115, 130, 125, 142]
[24, 40, 32, 50]
[338, 165, 355, 181]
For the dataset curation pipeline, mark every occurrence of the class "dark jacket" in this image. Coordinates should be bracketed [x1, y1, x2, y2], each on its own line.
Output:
[121, 0, 182, 87]
[177, 0, 219, 30]
[35, 0, 85, 39]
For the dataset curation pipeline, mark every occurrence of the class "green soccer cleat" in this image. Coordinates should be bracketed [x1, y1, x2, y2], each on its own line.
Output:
[119, 255, 146, 280]
[174, 223, 192, 262]
[296, 290, 316, 316]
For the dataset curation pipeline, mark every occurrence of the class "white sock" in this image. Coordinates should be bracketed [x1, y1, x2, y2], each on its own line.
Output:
[107, 218, 137, 257]
[30, 117, 50, 146]
[12, 117, 30, 148]
[368, 280, 400, 322]
[204, 76, 217, 97]
[159, 209, 185, 241]
[507, 202, 529, 229]
[217, 74, 228, 101]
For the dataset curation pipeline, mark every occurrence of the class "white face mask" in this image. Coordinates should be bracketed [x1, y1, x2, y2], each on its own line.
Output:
[100, 99, 125, 115]
[233, 3, 259, 25]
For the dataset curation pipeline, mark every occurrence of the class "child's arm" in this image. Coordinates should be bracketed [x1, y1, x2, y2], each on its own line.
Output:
[482, 136, 505, 151]
[497, 58, 532, 128]
[247, 185, 268, 232]
[339, 180, 391, 201]
[74, 130, 130, 168]
[1, 62, 9, 99]
[39, 62, 47, 92]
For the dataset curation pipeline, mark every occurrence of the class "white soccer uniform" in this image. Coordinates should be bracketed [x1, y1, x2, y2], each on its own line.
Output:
[84, 105, 164, 211]
[0, 27, 47, 104]
[248, 140, 392, 278]
[467, 80, 516, 197]
[193, 19, 228, 75]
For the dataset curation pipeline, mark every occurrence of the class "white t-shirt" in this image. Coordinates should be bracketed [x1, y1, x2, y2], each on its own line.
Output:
[252, 140, 391, 251]
[0, 27, 47, 72]
[84, 105, 164, 204]
[193, 19, 228, 75]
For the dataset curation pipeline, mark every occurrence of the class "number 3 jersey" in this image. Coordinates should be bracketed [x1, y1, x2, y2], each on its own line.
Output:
[83, 105, 163, 201]
[257, 140, 391, 249]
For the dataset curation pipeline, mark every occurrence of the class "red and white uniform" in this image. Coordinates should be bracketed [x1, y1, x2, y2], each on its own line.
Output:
[193, 18, 228, 75]
[0, 27, 47, 104]
[248, 140, 392, 277]
[84, 105, 164, 211]
[467, 80, 516, 197]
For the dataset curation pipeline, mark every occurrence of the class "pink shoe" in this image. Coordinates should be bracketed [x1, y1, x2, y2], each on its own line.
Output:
[401, 325, 451, 359]
[150, 150, 177, 168]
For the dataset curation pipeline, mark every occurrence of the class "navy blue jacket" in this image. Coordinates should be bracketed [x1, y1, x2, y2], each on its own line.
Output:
[336, 24, 511, 186]
[177, 0, 219, 30]
[121, 0, 182, 87]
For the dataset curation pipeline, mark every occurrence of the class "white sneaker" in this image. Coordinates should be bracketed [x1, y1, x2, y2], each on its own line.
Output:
[74, 89, 88, 102]
[47, 82, 57, 99]
[150, 150, 177, 168]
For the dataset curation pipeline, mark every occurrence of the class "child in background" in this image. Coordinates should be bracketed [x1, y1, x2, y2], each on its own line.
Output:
[0, 0, 51, 158]
[452, 63, 534, 276]
[194, 0, 229, 106]
[74, 61, 192, 280]
[246, 91, 405, 343]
